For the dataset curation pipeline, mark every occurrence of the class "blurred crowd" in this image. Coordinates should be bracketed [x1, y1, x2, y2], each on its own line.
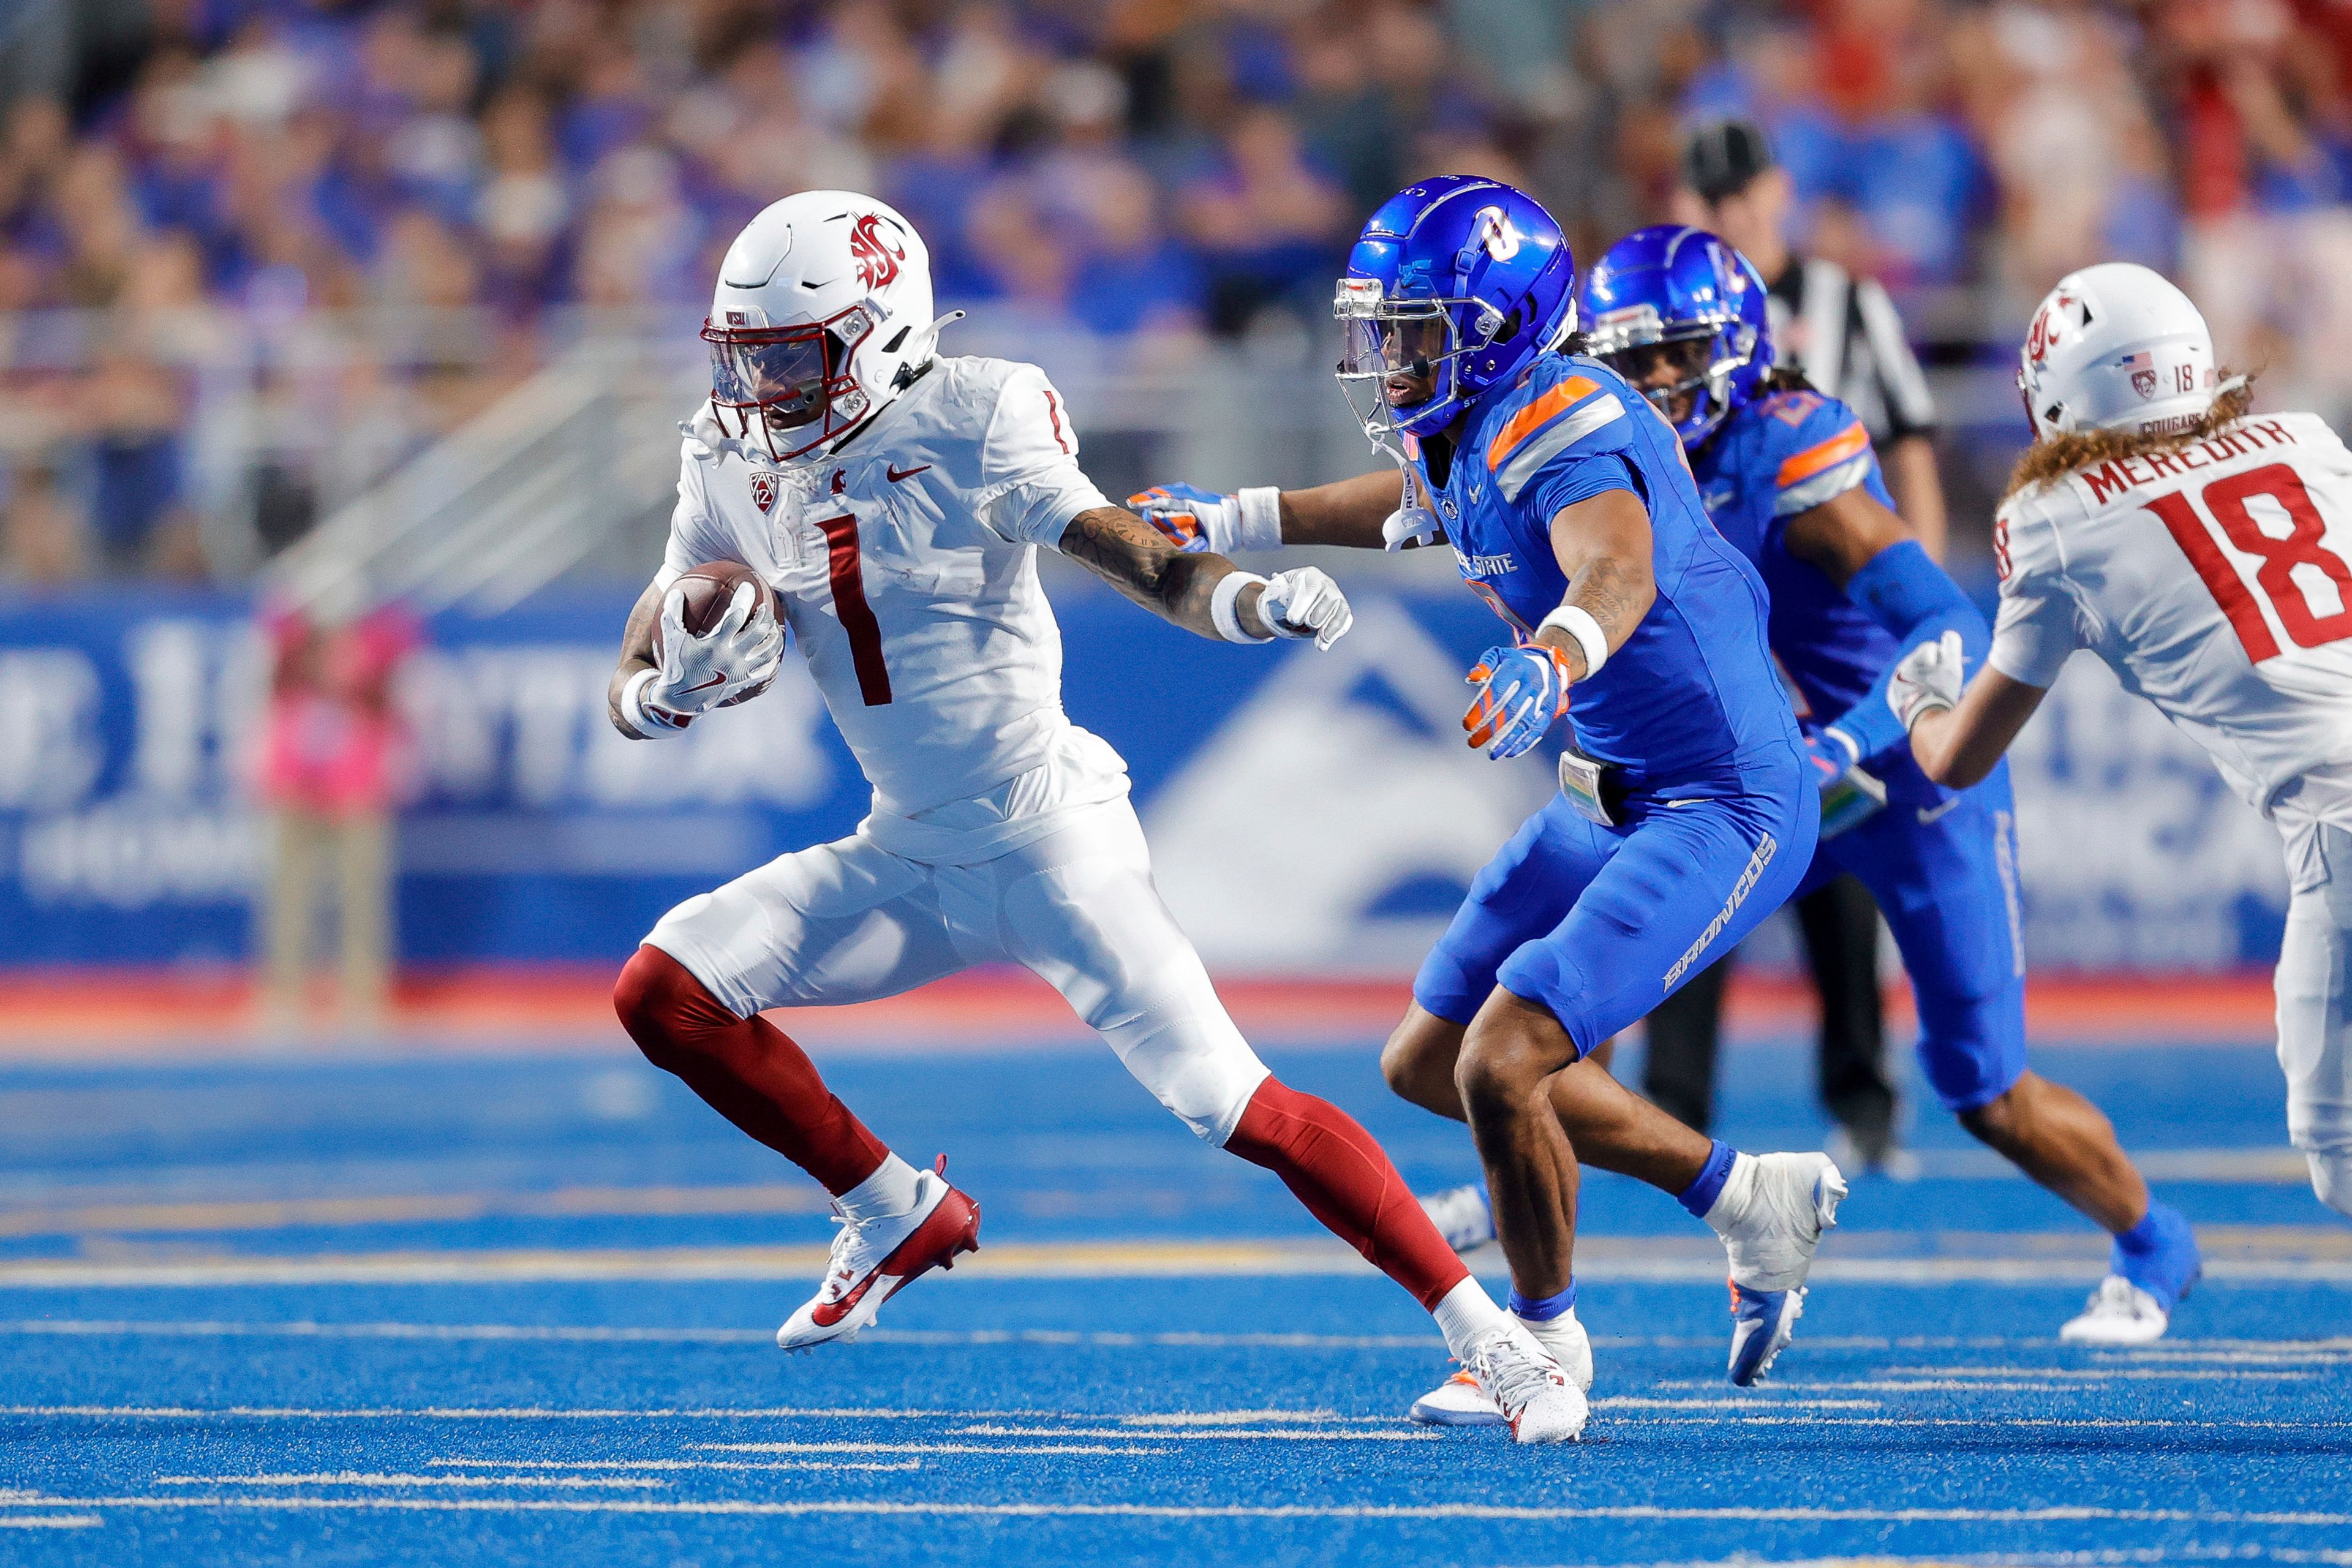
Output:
[4, 0, 2352, 582]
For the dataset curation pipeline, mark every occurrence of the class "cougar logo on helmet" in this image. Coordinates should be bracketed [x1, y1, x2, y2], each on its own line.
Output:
[2026, 294, 2069, 366]
[850, 214, 904, 291]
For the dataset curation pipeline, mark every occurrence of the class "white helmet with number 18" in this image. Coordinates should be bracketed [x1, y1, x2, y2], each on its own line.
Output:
[703, 190, 952, 465]
[2018, 262, 2231, 442]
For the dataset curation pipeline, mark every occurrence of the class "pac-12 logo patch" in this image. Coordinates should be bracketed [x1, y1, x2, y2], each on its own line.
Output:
[751, 472, 778, 514]
[850, 214, 903, 290]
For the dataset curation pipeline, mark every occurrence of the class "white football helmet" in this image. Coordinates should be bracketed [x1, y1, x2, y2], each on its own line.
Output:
[703, 191, 952, 464]
[2018, 263, 2228, 441]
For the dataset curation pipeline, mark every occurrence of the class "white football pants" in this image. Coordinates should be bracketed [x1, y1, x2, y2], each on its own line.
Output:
[644, 799, 1272, 1147]
[2275, 820, 2352, 1218]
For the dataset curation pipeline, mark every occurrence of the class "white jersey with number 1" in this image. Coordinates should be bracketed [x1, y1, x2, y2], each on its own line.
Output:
[657, 353, 1125, 859]
[1990, 410, 2352, 885]
[642, 353, 1272, 1145]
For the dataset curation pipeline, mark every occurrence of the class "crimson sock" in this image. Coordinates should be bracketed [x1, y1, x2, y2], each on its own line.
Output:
[1223, 1076, 1469, 1310]
[613, 944, 888, 1196]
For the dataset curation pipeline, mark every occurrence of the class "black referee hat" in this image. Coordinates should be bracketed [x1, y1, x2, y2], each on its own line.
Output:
[1683, 118, 1776, 203]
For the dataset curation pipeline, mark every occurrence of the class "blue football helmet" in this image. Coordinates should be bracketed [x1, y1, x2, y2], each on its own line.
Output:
[1334, 176, 1578, 459]
[1578, 225, 1770, 445]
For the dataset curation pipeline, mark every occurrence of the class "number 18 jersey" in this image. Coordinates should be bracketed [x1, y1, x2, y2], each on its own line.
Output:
[1991, 410, 2352, 818]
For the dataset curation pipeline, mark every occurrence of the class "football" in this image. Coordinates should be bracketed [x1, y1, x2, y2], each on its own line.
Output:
[657, 559, 778, 707]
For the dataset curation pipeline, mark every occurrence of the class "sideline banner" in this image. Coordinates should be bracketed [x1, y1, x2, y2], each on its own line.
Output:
[0, 587, 2288, 972]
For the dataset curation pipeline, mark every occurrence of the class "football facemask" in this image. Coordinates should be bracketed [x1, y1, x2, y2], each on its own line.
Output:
[1335, 279, 1501, 457]
[1599, 333, 1718, 429]
[702, 304, 877, 462]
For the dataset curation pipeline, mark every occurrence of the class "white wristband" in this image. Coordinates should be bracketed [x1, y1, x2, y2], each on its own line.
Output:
[1539, 606, 1609, 679]
[1234, 487, 1284, 552]
[620, 667, 691, 738]
[1211, 571, 1275, 644]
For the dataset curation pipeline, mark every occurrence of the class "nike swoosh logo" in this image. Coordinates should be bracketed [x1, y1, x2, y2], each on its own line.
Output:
[810, 1271, 895, 1328]
[886, 464, 930, 483]
[1916, 798, 1962, 824]
[683, 673, 729, 695]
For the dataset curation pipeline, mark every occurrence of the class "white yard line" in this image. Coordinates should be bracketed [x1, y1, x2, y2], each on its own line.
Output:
[943, 1425, 1440, 1442]
[155, 1473, 666, 1490]
[0, 1250, 2343, 1286]
[0, 1404, 973, 1420]
[430, 1458, 922, 1473]
[2, 1494, 2347, 1526]
[1872, 1365, 2320, 1381]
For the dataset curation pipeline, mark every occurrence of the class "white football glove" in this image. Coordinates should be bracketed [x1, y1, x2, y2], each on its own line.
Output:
[1259, 567, 1354, 650]
[1888, 628, 1965, 732]
[652, 581, 784, 717]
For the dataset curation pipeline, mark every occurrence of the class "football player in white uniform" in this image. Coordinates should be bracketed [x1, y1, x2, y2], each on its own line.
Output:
[605, 192, 1585, 1442]
[1894, 264, 2352, 1319]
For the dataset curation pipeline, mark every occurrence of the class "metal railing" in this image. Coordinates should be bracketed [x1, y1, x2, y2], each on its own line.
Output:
[0, 299, 2106, 596]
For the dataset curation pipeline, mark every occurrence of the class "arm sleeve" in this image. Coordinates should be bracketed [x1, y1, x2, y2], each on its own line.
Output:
[974, 365, 1112, 549]
[1854, 278, 1939, 443]
[1826, 538, 1991, 760]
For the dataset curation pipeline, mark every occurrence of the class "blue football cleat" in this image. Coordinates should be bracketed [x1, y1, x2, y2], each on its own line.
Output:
[1705, 1152, 1847, 1386]
[1727, 1283, 1807, 1386]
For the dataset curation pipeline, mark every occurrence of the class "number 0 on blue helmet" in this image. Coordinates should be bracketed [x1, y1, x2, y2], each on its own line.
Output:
[1334, 177, 1579, 462]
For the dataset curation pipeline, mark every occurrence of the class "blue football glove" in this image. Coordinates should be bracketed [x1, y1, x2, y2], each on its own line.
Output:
[1463, 644, 1574, 761]
[1128, 483, 1234, 553]
[1803, 727, 1860, 790]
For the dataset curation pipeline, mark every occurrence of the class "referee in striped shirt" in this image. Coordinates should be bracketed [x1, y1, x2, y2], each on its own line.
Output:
[1636, 117, 1951, 1176]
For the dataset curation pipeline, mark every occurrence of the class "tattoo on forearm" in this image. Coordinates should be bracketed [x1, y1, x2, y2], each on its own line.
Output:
[1572, 558, 1642, 641]
[1555, 556, 1649, 679]
[1061, 505, 1227, 636]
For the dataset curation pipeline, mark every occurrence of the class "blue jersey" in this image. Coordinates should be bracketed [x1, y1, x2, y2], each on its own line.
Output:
[1690, 387, 1899, 736]
[1690, 386, 1952, 804]
[1411, 353, 1798, 782]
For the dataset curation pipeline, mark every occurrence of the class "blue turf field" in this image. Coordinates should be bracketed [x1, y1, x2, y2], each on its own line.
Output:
[0, 1029, 2346, 1566]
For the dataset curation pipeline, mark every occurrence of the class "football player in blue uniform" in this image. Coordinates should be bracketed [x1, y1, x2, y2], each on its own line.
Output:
[1133, 179, 1849, 1416]
[1556, 225, 2198, 1344]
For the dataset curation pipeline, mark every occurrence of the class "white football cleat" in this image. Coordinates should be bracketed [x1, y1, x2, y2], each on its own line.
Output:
[777, 1156, 980, 1351]
[1464, 1327, 1586, 1444]
[1419, 1183, 1498, 1253]
[2059, 1275, 2171, 1345]
[1410, 1305, 1593, 1427]
[1706, 1151, 1847, 1385]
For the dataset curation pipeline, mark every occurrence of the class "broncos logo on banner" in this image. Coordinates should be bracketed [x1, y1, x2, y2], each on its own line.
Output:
[850, 214, 903, 292]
